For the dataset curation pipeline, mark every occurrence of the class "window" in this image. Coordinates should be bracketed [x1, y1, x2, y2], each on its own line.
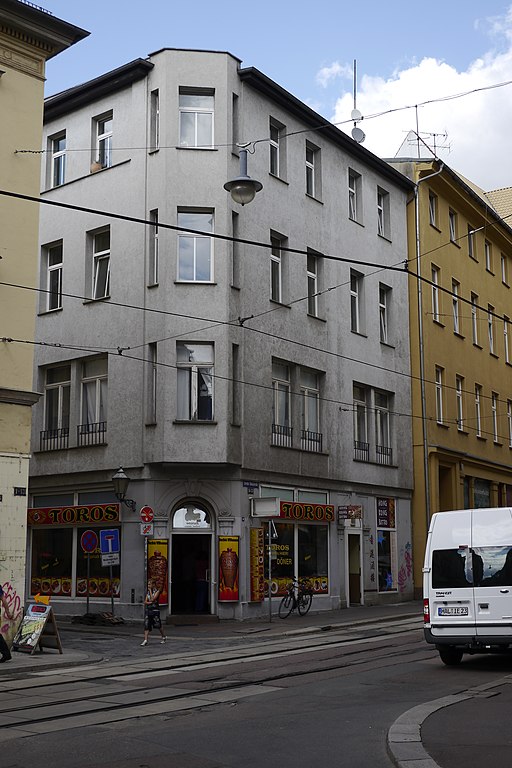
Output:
[350, 269, 364, 333]
[485, 240, 492, 271]
[504, 316, 511, 364]
[300, 369, 321, 452]
[467, 225, 476, 259]
[95, 113, 113, 169]
[147, 342, 157, 424]
[179, 90, 214, 148]
[50, 132, 66, 187]
[177, 210, 213, 282]
[456, 375, 464, 431]
[176, 343, 214, 421]
[348, 169, 361, 222]
[501, 253, 508, 284]
[375, 391, 392, 465]
[272, 361, 291, 446]
[492, 392, 499, 442]
[452, 279, 460, 334]
[428, 192, 438, 227]
[41, 365, 70, 450]
[148, 209, 159, 285]
[379, 284, 391, 343]
[431, 265, 440, 322]
[377, 187, 390, 238]
[307, 251, 318, 317]
[92, 229, 110, 299]
[231, 211, 240, 288]
[475, 384, 482, 438]
[353, 384, 368, 460]
[150, 89, 160, 151]
[45, 241, 63, 311]
[435, 366, 444, 424]
[270, 234, 284, 303]
[269, 118, 284, 177]
[488, 304, 495, 354]
[448, 209, 457, 243]
[508, 400, 512, 447]
[471, 292, 479, 345]
[80, 356, 108, 444]
[305, 141, 320, 198]
[377, 498, 397, 591]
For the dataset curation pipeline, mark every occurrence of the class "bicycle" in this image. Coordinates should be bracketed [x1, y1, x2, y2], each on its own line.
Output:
[278, 577, 313, 618]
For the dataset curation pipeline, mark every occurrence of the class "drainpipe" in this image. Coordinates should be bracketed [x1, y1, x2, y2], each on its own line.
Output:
[414, 162, 444, 535]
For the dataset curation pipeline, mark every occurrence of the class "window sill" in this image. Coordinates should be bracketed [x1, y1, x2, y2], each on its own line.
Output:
[38, 307, 63, 316]
[148, 148, 159, 155]
[377, 233, 392, 243]
[486, 268, 495, 276]
[174, 281, 217, 286]
[177, 145, 217, 151]
[147, 282, 159, 289]
[436, 422, 450, 429]
[173, 420, 217, 425]
[490, 352, 499, 359]
[380, 341, 395, 349]
[457, 429, 470, 436]
[453, 331, 465, 340]
[268, 172, 288, 185]
[349, 217, 364, 228]
[429, 223, 441, 233]
[230, 284, 241, 291]
[351, 329, 368, 338]
[307, 313, 327, 323]
[450, 240, 461, 249]
[476, 435, 487, 442]
[494, 441, 503, 447]
[83, 296, 111, 304]
[305, 193, 323, 205]
[433, 319, 445, 328]
[269, 299, 291, 309]
[473, 342, 483, 350]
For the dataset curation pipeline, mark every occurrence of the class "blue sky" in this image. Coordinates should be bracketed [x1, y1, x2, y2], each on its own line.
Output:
[42, 0, 512, 189]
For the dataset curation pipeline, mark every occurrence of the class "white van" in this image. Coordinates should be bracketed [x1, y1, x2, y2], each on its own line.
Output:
[423, 507, 512, 665]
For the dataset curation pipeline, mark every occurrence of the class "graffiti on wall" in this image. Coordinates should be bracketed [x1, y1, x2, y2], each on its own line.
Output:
[397, 542, 413, 592]
[1, 581, 22, 636]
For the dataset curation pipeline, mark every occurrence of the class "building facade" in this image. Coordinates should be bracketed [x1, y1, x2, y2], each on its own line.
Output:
[390, 159, 512, 595]
[29, 49, 415, 620]
[0, 0, 87, 612]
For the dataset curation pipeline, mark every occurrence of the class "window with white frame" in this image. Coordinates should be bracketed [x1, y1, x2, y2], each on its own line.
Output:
[504, 316, 511, 364]
[300, 369, 321, 451]
[272, 361, 291, 446]
[508, 400, 512, 447]
[452, 279, 460, 334]
[270, 233, 284, 303]
[43, 365, 70, 435]
[492, 391, 499, 442]
[305, 141, 320, 198]
[375, 391, 392, 465]
[501, 253, 508, 284]
[428, 191, 438, 227]
[431, 265, 440, 322]
[50, 132, 66, 187]
[348, 169, 361, 222]
[91, 229, 110, 300]
[475, 384, 482, 437]
[449, 209, 457, 243]
[471, 292, 479, 345]
[150, 89, 160, 151]
[80, 356, 108, 433]
[435, 366, 444, 424]
[45, 241, 63, 311]
[467, 225, 476, 259]
[377, 187, 390, 238]
[148, 209, 159, 285]
[147, 342, 157, 424]
[350, 269, 364, 333]
[176, 342, 214, 421]
[95, 113, 113, 169]
[307, 251, 318, 317]
[379, 283, 391, 343]
[488, 304, 495, 354]
[177, 210, 213, 282]
[485, 240, 492, 271]
[179, 90, 214, 148]
[269, 118, 285, 177]
[353, 383, 368, 460]
[456, 375, 464, 431]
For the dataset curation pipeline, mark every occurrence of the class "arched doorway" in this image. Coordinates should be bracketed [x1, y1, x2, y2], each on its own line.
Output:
[170, 503, 213, 615]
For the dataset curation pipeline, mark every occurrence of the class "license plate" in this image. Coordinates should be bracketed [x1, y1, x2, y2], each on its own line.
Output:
[438, 606, 468, 616]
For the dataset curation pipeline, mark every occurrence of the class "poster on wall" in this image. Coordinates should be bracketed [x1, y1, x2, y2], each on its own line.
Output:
[218, 536, 239, 602]
[377, 498, 396, 529]
[146, 539, 169, 605]
[249, 528, 265, 602]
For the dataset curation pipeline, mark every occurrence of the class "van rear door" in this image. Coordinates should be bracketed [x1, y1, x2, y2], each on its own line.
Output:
[427, 509, 475, 640]
[472, 507, 512, 639]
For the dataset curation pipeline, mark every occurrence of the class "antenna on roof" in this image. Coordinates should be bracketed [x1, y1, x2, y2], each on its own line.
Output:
[351, 59, 365, 144]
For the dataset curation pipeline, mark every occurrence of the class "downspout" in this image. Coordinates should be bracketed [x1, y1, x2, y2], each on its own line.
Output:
[414, 162, 444, 535]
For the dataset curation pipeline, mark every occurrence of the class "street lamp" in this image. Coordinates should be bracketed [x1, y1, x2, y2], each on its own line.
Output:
[111, 467, 136, 511]
[224, 146, 262, 206]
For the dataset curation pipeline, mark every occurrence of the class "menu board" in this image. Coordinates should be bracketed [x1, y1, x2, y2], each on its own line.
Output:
[12, 604, 62, 655]
[250, 528, 265, 602]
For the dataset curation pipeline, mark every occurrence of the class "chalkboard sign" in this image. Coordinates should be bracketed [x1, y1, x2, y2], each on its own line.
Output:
[12, 604, 63, 655]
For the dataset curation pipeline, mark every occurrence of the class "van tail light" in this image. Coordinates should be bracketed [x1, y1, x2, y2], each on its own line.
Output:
[423, 598, 430, 623]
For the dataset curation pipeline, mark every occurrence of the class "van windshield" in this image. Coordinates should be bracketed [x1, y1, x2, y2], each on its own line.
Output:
[432, 546, 512, 588]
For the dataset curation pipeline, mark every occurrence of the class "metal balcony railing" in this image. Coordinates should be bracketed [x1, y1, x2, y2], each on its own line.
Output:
[77, 421, 107, 447]
[271, 423, 293, 447]
[39, 427, 69, 451]
[354, 440, 369, 461]
[376, 444, 393, 465]
[301, 429, 323, 453]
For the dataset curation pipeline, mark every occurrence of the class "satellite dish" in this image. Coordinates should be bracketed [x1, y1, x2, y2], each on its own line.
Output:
[351, 126, 366, 144]
[351, 108, 362, 122]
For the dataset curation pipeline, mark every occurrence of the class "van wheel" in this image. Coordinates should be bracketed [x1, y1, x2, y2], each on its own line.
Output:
[439, 646, 463, 666]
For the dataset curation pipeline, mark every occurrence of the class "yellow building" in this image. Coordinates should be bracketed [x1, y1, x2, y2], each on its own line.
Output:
[391, 159, 512, 595]
[0, 0, 87, 608]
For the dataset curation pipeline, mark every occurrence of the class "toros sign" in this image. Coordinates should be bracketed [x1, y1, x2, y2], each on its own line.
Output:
[280, 501, 335, 523]
[28, 503, 120, 526]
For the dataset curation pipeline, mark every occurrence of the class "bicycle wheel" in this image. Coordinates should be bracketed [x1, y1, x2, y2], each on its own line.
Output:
[278, 594, 294, 618]
[297, 591, 312, 615]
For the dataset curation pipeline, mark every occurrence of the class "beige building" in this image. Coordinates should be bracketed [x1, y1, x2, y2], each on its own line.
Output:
[390, 158, 512, 594]
[0, 0, 87, 609]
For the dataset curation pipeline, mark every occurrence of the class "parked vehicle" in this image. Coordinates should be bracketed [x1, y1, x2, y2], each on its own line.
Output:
[423, 507, 512, 665]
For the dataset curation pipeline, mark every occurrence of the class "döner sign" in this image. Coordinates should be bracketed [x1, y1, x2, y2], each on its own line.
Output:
[28, 503, 120, 526]
[280, 502, 335, 523]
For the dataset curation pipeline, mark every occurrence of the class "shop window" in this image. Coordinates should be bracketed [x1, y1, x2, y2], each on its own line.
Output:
[377, 498, 397, 592]
[173, 505, 212, 529]
[264, 519, 329, 597]
[76, 526, 121, 598]
[32, 493, 74, 508]
[298, 524, 328, 590]
[31, 528, 73, 597]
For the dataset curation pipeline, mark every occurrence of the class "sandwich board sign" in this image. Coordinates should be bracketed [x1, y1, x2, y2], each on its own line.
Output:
[12, 604, 63, 655]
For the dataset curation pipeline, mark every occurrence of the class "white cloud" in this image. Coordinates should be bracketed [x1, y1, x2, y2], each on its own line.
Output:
[316, 61, 352, 88]
[329, 20, 512, 190]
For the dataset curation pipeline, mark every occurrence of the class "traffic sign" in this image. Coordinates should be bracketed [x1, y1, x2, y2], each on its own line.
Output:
[99, 529, 120, 555]
[101, 552, 120, 567]
[140, 506, 154, 523]
[80, 529, 98, 553]
[140, 522, 154, 537]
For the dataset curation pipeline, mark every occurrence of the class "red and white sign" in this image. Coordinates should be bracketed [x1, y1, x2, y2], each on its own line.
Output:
[139, 506, 154, 523]
[140, 522, 154, 537]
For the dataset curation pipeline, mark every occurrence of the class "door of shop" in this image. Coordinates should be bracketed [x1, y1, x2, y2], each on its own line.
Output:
[171, 534, 211, 614]
[347, 533, 362, 606]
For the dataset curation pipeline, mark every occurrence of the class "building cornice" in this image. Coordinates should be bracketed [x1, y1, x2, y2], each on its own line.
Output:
[0, 386, 41, 406]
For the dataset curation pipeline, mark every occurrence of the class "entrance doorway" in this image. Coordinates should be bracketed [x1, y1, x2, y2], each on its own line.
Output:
[171, 534, 211, 614]
[347, 533, 362, 606]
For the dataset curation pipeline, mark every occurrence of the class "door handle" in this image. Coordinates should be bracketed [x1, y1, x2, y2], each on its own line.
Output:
[500, 589, 509, 593]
